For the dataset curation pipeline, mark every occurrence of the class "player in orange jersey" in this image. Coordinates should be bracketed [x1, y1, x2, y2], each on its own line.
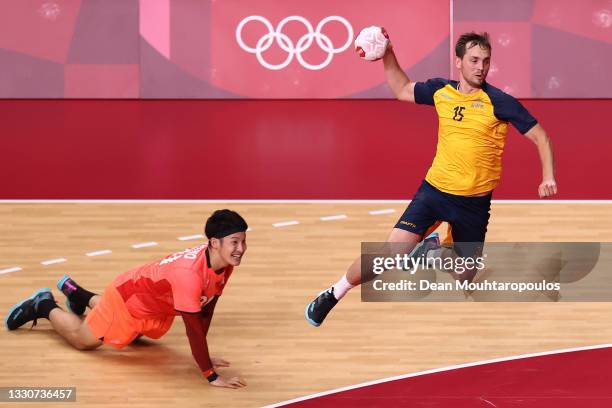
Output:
[5, 209, 248, 389]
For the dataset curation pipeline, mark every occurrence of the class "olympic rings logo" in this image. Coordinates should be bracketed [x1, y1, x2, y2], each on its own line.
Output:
[235, 15, 354, 71]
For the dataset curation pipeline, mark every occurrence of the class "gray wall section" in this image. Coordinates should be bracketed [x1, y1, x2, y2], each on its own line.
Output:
[348, 36, 450, 99]
[454, 0, 534, 21]
[0, 48, 64, 98]
[139, 39, 239, 99]
[532, 25, 612, 98]
[67, 0, 139, 64]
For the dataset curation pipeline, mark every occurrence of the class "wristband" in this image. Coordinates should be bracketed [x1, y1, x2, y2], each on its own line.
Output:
[203, 368, 218, 383]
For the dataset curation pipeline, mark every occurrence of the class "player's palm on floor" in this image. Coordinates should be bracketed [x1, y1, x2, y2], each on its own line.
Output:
[211, 376, 247, 389]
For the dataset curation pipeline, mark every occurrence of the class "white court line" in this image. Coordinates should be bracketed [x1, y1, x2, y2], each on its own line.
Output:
[0, 267, 22, 275]
[86, 250, 112, 257]
[320, 214, 347, 221]
[131, 242, 158, 249]
[41, 258, 67, 266]
[481, 398, 497, 408]
[178, 234, 204, 241]
[264, 343, 612, 407]
[369, 209, 396, 215]
[273, 220, 299, 228]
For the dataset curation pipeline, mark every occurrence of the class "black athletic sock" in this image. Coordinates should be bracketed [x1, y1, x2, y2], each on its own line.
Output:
[37, 298, 59, 319]
[62, 279, 97, 309]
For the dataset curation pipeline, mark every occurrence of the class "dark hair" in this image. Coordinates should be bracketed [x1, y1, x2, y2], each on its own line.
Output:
[205, 209, 248, 239]
[455, 32, 491, 59]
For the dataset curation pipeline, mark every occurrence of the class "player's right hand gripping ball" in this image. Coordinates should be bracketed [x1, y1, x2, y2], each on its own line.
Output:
[354, 26, 390, 61]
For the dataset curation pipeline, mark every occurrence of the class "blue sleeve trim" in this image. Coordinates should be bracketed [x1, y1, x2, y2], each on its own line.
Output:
[414, 78, 452, 105]
[484, 83, 538, 134]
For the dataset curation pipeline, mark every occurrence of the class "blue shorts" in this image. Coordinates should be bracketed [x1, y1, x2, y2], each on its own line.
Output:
[395, 180, 492, 257]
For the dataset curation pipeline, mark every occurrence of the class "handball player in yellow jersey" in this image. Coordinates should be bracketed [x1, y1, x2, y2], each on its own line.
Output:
[306, 32, 557, 327]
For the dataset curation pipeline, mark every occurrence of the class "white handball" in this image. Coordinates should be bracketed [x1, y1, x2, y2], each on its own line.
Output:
[354, 26, 390, 61]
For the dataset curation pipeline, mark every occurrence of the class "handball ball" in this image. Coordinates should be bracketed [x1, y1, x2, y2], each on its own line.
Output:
[354, 26, 390, 61]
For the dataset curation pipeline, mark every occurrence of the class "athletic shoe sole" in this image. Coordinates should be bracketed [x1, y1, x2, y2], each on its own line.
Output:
[304, 302, 321, 327]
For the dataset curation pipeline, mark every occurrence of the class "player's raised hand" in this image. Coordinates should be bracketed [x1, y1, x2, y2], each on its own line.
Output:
[210, 375, 247, 389]
[211, 356, 231, 368]
[538, 179, 558, 198]
[354, 26, 390, 61]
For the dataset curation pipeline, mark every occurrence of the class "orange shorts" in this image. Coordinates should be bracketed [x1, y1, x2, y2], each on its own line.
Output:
[85, 285, 174, 349]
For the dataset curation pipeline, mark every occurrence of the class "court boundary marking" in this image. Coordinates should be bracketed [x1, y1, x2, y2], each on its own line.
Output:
[1, 200, 611, 275]
[0, 204, 397, 274]
[264, 343, 612, 407]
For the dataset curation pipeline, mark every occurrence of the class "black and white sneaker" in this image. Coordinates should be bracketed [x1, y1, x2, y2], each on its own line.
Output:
[5, 288, 55, 330]
[305, 288, 338, 327]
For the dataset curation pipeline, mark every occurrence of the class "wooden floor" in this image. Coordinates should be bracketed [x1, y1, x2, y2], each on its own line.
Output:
[0, 202, 611, 407]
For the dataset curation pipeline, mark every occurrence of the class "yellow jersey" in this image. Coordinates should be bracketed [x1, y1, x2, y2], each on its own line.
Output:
[414, 79, 537, 196]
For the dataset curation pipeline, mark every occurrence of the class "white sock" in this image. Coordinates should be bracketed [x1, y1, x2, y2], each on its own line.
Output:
[331, 275, 355, 300]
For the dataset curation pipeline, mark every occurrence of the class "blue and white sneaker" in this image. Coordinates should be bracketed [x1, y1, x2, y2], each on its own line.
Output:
[5, 288, 55, 330]
[305, 288, 338, 327]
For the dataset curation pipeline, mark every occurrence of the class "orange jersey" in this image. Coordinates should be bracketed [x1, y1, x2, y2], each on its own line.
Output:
[112, 244, 232, 320]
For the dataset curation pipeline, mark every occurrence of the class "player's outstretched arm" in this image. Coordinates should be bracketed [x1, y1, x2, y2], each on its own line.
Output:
[383, 48, 416, 102]
[524, 123, 557, 197]
[355, 26, 415, 102]
[179, 298, 247, 389]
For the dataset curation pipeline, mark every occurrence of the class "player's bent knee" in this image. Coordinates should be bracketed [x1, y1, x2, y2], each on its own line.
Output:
[73, 321, 102, 350]
[72, 333, 103, 351]
[388, 228, 422, 244]
[382, 229, 422, 256]
[78, 341, 102, 351]
[73, 342, 92, 351]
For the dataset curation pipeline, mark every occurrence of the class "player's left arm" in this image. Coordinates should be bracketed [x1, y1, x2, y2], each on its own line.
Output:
[199, 297, 229, 369]
[524, 123, 557, 198]
[493, 92, 558, 198]
[179, 298, 217, 377]
[172, 271, 240, 386]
